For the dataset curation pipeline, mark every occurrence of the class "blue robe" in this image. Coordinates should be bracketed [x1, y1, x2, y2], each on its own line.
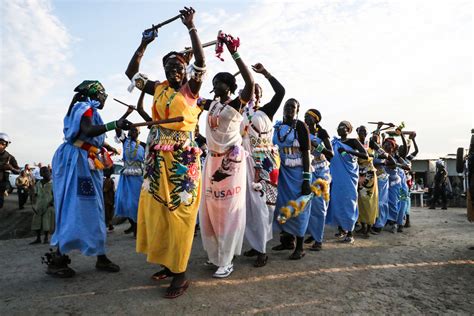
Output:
[115, 138, 145, 222]
[326, 138, 359, 232]
[51, 99, 106, 256]
[397, 168, 409, 225]
[306, 134, 331, 243]
[386, 167, 402, 222]
[273, 122, 310, 237]
[374, 171, 389, 229]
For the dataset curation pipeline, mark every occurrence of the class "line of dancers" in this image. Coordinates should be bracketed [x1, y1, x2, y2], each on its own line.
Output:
[44, 7, 417, 299]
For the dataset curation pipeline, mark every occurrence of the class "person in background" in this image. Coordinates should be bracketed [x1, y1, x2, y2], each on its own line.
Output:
[430, 160, 450, 210]
[15, 170, 30, 209]
[30, 167, 54, 244]
[103, 167, 115, 232]
[24, 164, 36, 205]
[0, 132, 20, 209]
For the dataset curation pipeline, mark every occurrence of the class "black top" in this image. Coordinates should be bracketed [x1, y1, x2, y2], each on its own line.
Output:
[258, 76, 285, 121]
[0, 151, 20, 183]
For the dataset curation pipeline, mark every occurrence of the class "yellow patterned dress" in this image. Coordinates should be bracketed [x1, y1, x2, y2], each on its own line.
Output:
[357, 146, 379, 225]
[136, 81, 202, 273]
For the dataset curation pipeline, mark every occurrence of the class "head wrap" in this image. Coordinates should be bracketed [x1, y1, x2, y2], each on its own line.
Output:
[340, 120, 353, 133]
[306, 109, 321, 123]
[213, 72, 237, 94]
[383, 137, 398, 149]
[74, 80, 105, 97]
[162, 51, 188, 67]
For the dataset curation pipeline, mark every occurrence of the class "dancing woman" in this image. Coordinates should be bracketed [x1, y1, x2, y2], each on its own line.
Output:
[114, 93, 146, 237]
[355, 125, 379, 238]
[272, 99, 311, 260]
[326, 121, 368, 243]
[242, 63, 285, 267]
[198, 36, 254, 278]
[304, 109, 333, 250]
[47, 80, 131, 277]
[125, 7, 206, 298]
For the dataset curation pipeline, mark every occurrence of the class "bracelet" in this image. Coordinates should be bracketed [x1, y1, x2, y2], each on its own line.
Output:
[232, 52, 241, 61]
[188, 27, 196, 33]
[341, 151, 347, 157]
[316, 143, 324, 153]
[105, 121, 117, 131]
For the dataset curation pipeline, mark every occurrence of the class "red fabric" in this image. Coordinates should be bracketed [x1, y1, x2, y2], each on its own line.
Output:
[83, 108, 93, 117]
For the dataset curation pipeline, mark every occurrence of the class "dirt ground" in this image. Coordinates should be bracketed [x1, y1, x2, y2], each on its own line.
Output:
[0, 195, 473, 315]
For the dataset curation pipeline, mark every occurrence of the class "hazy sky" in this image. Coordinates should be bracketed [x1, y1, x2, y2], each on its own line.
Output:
[1, 0, 472, 165]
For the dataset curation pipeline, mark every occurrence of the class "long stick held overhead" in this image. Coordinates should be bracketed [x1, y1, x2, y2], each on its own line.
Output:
[131, 116, 184, 128]
[179, 40, 217, 54]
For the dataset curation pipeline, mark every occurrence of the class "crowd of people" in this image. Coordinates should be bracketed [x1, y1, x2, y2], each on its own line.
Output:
[0, 7, 424, 300]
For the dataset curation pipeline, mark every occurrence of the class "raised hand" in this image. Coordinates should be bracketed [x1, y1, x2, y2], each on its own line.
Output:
[180, 7, 195, 29]
[141, 26, 157, 45]
[116, 118, 133, 130]
[252, 63, 267, 74]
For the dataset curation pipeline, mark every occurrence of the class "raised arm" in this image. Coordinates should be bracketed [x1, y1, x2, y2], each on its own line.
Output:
[339, 139, 369, 160]
[136, 88, 152, 122]
[115, 106, 135, 141]
[125, 23, 159, 95]
[181, 7, 206, 96]
[252, 63, 285, 121]
[408, 133, 419, 158]
[226, 41, 254, 103]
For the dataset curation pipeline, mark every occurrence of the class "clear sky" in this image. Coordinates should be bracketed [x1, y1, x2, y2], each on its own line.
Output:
[1, 0, 472, 165]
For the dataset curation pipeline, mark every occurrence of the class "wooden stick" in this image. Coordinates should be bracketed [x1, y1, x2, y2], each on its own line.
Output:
[146, 14, 182, 32]
[113, 98, 136, 110]
[130, 116, 184, 127]
[179, 40, 217, 54]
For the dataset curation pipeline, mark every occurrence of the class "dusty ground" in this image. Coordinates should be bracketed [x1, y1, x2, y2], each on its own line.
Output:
[0, 195, 473, 315]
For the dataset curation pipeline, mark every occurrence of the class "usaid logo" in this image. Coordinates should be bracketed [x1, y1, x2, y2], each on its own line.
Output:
[205, 186, 242, 200]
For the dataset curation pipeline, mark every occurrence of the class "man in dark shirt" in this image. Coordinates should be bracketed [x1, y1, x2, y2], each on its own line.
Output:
[430, 160, 449, 209]
[0, 133, 21, 209]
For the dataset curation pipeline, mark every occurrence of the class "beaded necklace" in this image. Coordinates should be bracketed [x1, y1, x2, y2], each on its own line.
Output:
[157, 87, 178, 119]
[126, 138, 139, 160]
[208, 98, 232, 130]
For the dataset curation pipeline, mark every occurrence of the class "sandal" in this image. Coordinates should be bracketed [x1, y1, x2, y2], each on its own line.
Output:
[243, 248, 259, 257]
[164, 280, 190, 299]
[254, 254, 268, 268]
[151, 268, 174, 281]
[289, 249, 305, 260]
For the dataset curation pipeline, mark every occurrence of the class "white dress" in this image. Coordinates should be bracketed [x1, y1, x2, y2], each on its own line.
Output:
[241, 105, 280, 253]
[199, 100, 247, 266]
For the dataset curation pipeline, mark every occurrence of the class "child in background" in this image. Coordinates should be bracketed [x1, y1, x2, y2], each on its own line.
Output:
[103, 167, 115, 232]
[30, 167, 54, 244]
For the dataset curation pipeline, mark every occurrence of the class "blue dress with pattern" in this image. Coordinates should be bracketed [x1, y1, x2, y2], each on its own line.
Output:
[273, 122, 311, 237]
[306, 134, 331, 243]
[326, 138, 359, 232]
[115, 138, 145, 222]
[51, 99, 107, 256]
